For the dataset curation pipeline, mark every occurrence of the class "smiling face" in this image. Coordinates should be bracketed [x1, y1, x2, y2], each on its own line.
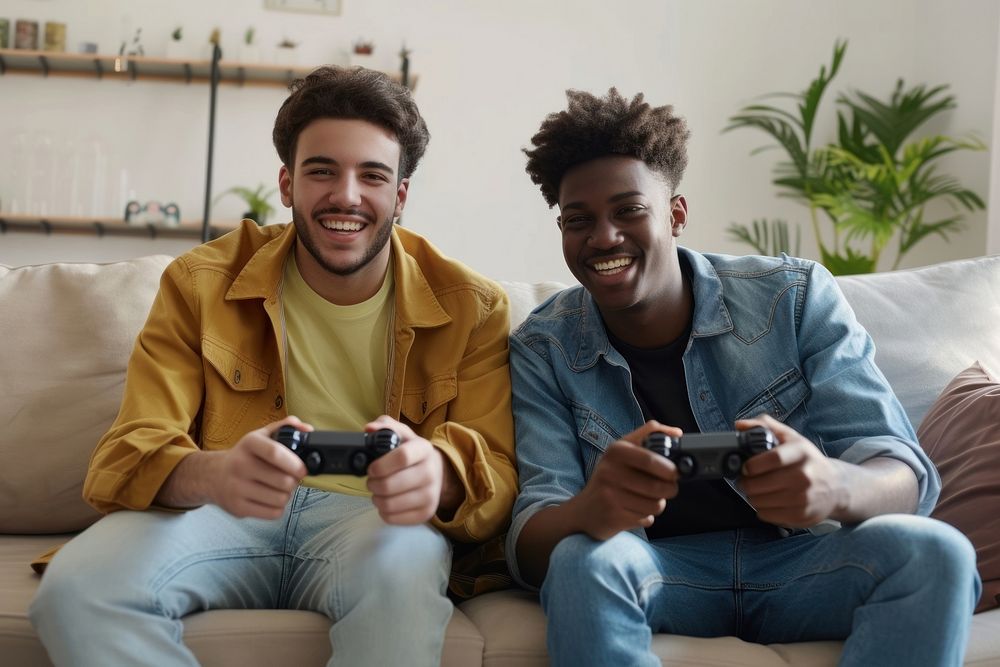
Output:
[558, 155, 690, 343]
[279, 117, 407, 304]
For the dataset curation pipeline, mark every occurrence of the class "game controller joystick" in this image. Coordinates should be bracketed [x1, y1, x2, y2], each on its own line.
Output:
[642, 426, 776, 480]
[272, 426, 400, 476]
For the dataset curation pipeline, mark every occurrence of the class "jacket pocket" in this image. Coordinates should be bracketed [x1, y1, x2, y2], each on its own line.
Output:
[574, 407, 620, 479]
[401, 373, 457, 424]
[735, 368, 809, 422]
[202, 336, 271, 444]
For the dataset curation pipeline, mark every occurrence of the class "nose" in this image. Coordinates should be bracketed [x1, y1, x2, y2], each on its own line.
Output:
[327, 174, 362, 209]
[587, 217, 623, 249]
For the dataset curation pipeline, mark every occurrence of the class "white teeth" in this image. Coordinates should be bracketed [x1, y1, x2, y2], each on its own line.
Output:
[320, 219, 364, 231]
[593, 257, 633, 272]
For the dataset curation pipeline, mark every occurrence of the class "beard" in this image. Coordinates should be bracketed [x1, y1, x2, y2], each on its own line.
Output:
[291, 203, 395, 277]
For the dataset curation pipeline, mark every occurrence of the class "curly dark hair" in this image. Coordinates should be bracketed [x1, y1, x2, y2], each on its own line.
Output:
[524, 88, 691, 207]
[272, 66, 429, 180]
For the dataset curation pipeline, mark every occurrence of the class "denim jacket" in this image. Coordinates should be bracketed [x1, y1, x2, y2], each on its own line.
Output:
[506, 247, 938, 586]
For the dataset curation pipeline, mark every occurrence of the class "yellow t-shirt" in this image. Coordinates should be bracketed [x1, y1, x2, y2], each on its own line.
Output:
[281, 251, 393, 496]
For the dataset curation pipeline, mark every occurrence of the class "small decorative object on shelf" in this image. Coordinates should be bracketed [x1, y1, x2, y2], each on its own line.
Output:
[124, 201, 179, 227]
[165, 26, 185, 60]
[215, 184, 277, 225]
[44, 22, 66, 52]
[124, 200, 142, 225]
[116, 27, 144, 72]
[14, 20, 39, 50]
[240, 26, 259, 63]
[398, 43, 410, 89]
[163, 203, 181, 227]
[206, 27, 222, 60]
[350, 39, 374, 68]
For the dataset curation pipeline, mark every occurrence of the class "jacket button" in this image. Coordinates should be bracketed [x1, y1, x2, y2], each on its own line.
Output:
[233, 369, 241, 384]
[274, 395, 283, 409]
[699, 391, 707, 401]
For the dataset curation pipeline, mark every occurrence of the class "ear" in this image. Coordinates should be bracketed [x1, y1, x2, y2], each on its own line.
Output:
[278, 164, 293, 207]
[669, 195, 688, 237]
[393, 178, 410, 219]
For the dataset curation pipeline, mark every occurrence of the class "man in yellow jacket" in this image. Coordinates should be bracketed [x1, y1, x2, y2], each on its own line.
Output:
[30, 66, 516, 667]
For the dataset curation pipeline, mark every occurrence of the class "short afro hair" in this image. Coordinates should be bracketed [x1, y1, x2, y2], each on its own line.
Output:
[524, 88, 690, 207]
[273, 66, 429, 180]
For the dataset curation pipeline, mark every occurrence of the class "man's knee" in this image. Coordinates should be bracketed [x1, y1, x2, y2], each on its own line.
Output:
[546, 532, 641, 588]
[860, 515, 977, 582]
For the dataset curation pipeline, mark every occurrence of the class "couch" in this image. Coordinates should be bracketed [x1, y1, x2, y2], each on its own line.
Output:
[3, 252, 1000, 666]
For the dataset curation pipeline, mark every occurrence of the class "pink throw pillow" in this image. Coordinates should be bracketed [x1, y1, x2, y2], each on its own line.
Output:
[919, 362, 1000, 613]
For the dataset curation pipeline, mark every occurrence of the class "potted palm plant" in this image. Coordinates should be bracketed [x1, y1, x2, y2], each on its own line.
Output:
[725, 40, 985, 274]
[214, 184, 277, 225]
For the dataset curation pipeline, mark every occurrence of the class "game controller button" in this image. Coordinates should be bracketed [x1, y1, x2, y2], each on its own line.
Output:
[350, 451, 370, 475]
[677, 455, 696, 477]
[305, 451, 323, 475]
[724, 452, 743, 476]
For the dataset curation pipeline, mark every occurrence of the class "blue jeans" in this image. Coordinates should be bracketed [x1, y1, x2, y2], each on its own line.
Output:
[30, 488, 453, 666]
[541, 515, 979, 667]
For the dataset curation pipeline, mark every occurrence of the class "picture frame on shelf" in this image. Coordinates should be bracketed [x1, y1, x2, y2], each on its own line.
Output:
[264, 0, 341, 16]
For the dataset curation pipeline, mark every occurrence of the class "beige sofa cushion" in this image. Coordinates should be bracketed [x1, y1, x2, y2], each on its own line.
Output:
[0, 256, 173, 534]
[835, 255, 1000, 430]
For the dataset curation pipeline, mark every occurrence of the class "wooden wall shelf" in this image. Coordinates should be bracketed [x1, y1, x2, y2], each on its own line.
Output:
[1, 46, 414, 243]
[0, 214, 238, 240]
[0, 48, 411, 89]
[1, 48, 316, 88]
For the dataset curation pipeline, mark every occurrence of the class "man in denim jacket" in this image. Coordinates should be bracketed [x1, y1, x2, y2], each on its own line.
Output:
[506, 88, 980, 666]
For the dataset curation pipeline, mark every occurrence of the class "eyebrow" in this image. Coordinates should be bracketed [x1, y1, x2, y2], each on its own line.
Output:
[299, 156, 396, 176]
[561, 190, 644, 211]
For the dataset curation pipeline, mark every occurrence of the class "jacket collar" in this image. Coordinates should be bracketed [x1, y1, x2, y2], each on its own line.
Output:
[389, 226, 451, 330]
[571, 246, 733, 368]
[225, 223, 450, 329]
[227, 223, 297, 302]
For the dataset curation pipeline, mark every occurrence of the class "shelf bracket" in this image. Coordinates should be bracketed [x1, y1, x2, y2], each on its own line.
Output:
[0, 218, 7, 234]
[0, 54, 6, 76]
[38, 55, 50, 77]
[93, 221, 106, 237]
[183, 63, 193, 84]
[40, 219, 52, 235]
[237, 66, 246, 87]
[93, 58, 104, 79]
[146, 223, 158, 239]
[129, 61, 138, 81]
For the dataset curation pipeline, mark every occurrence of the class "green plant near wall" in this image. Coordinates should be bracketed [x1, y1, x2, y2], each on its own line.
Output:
[724, 40, 986, 275]
[214, 184, 277, 225]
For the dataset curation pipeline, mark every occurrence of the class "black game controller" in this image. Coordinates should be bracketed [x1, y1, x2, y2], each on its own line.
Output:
[642, 426, 776, 480]
[272, 426, 400, 476]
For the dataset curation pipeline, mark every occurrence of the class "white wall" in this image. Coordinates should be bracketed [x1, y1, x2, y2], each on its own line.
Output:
[990, 7, 1000, 255]
[1, 0, 996, 283]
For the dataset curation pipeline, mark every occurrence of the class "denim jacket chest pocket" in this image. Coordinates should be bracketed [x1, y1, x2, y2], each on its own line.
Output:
[202, 336, 271, 445]
[573, 405, 622, 480]
[734, 367, 810, 428]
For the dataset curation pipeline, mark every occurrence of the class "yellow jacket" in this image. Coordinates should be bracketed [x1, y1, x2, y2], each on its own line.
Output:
[84, 221, 517, 543]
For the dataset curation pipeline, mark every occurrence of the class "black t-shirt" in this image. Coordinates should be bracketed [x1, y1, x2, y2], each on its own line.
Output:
[606, 322, 767, 540]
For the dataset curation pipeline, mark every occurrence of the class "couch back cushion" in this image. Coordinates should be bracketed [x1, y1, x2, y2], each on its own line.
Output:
[835, 255, 1000, 430]
[0, 255, 173, 534]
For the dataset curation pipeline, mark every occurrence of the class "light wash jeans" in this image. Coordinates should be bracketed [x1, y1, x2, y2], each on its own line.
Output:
[541, 515, 979, 667]
[30, 487, 453, 667]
